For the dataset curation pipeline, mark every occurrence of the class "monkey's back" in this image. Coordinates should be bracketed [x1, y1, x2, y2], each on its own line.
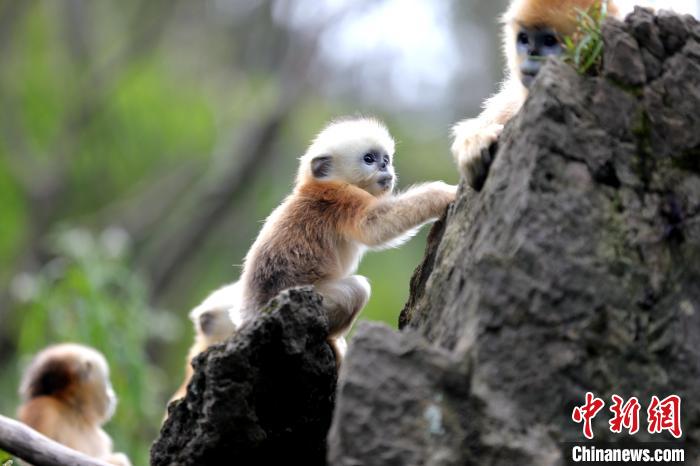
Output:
[18, 396, 112, 457]
[242, 181, 370, 309]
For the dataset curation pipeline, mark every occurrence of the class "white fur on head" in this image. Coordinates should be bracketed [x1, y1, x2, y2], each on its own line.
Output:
[296, 117, 396, 189]
[502, 4, 521, 82]
[189, 282, 241, 340]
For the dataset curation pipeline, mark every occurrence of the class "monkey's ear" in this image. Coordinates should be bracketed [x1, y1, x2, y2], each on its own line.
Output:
[311, 155, 332, 178]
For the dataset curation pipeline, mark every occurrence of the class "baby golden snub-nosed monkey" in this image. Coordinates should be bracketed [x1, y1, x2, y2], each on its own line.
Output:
[239, 117, 457, 364]
[17, 343, 131, 466]
[169, 282, 241, 405]
[452, 0, 620, 190]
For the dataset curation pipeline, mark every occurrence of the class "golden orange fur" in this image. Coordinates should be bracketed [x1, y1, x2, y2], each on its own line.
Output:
[506, 0, 618, 35]
[169, 341, 205, 406]
[17, 343, 131, 466]
[239, 118, 456, 363]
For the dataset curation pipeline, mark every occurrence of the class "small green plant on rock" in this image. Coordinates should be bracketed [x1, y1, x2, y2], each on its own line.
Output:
[563, 0, 610, 74]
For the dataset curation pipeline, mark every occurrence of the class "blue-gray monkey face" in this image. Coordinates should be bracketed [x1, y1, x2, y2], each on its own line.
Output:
[360, 149, 394, 195]
[516, 26, 562, 88]
[309, 145, 395, 196]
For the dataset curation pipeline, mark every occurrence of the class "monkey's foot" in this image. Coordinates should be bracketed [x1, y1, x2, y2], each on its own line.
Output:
[330, 336, 348, 368]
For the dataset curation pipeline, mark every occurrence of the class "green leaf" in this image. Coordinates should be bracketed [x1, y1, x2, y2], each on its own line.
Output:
[581, 39, 604, 73]
[563, 1, 607, 74]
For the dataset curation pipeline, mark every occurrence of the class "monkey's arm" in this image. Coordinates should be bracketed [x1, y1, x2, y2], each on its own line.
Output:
[452, 77, 526, 189]
[349, 182, 457, 248]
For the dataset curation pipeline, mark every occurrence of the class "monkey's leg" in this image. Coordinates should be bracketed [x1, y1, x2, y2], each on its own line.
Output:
[315, 275, 370, 365]
[332, 336, 349, 362]
[316, 275, 371, 337]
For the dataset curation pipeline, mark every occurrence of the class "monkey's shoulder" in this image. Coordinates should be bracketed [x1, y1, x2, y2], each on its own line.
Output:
[18, 396, 67, 432]
[292, 181, 374, 226]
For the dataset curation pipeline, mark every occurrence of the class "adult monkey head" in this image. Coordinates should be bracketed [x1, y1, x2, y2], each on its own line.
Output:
[452, 0, 620, 190]
[505, 0, 618, 88]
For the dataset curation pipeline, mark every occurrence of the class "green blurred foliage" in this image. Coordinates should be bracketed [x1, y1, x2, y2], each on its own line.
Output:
[0, 2, 458, 464]
[6, 227, 171, 463]
[563, 0, 609, 75]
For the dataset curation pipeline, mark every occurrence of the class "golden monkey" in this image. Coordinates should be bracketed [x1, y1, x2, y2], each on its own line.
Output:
[169, 282, 240, 404]
[452, 0, 619, 189]
[239, 117, 457, 363]
[17, 343, 131, 466]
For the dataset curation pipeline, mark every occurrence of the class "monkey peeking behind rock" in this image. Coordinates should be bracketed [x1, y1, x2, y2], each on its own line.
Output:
[168, 282, 241, 407]
[17, 343, 131, 466]
[452, 0, 620, 190]
[238, 117, 457, 365]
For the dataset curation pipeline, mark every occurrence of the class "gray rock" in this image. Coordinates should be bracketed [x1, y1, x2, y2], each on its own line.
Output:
[151, 288, 336, 466]
[656, 9, 689, 54]
[150, 10, 700, 466]
[328, 323, 474, 466]
[331, 9, 700, 466]
[603, 19, 646, 86]
[628, 7, 665, 80]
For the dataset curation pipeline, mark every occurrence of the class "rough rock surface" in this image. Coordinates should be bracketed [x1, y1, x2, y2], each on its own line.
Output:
[150, 288, 336, 466]
[330, 9, 700, 465]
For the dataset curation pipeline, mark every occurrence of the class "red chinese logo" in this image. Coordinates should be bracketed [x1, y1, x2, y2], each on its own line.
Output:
[647, 395, 682, 438]
[572, 393, 682, 439]
[572, 392, 605, 439]
[609, 394, 641, 435]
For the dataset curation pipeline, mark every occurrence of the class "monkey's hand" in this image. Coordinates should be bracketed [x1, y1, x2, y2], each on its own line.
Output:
[451, 119, 503, 191]
[423, 181, 458, 207]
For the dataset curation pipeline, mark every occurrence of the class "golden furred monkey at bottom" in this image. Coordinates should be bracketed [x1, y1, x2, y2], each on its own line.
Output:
[452, 0, 620, 190]
[238, 117, 457, 364]
[168, 282, 241, 405]
[17, 343, 131, 466]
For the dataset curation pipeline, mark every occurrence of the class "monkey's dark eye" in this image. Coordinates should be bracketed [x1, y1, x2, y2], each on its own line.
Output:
[517, 32, 529, 45]
[543, 33, 558, 47]
[383, 156, 390, 164]
[363, 154, 375, 164]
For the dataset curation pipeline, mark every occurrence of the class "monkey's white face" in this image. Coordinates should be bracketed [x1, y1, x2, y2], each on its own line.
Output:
[297, 118, 396, 196]
[195, 307, 237, 342]
[308, 144, 396, 197]
[301, 118, 397, 197]
[190, 282, 241, 343]
[325, 140, 396, 196]
[354, 147, 396, 196]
